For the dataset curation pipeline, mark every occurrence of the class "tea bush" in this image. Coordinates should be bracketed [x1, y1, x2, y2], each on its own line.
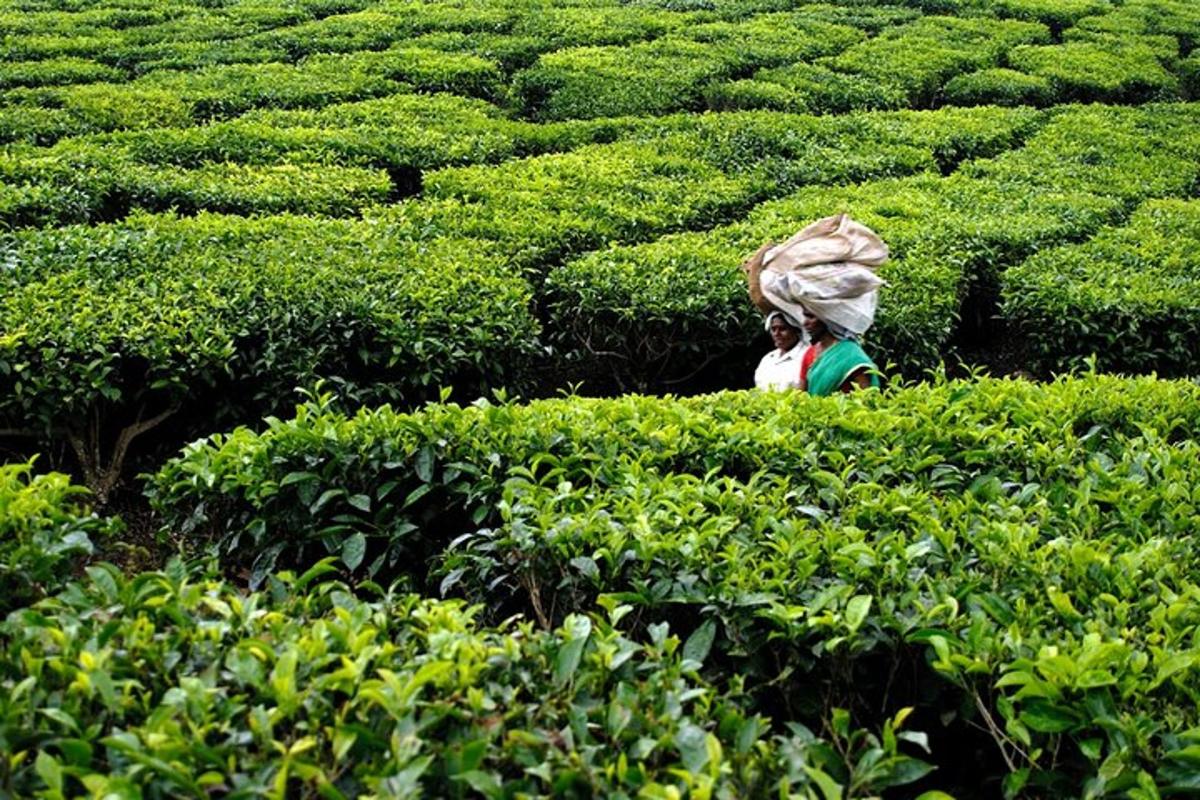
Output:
[150, 374, 1200, 794]
[789, 3, 921, 35]
[0, 559, 935, 799]
[508, 5, 693, 48]
[821, 15, 1051, 106]
[942, 68, 1053, 107]
[0, 212, 538, 499]
[703, 78, 813, 114]
[118, 38, 288, 76]
[992, 0, 1110, 32]
[961, 103, 1200, 203]
[1003, 198, 1200, 375]
[239, 9, 429, 58]
[0, 461, 114, 612]
[121, 161, 393, 217]
[1006, 41, 1180, 104]
[513, 40, 739, 120]
[0, 145, 396, 227]
[673, 14, 867, 69]
[0, 57, 123, 90]
[148, 373, 1196, 590]
[0, 31, 125, 61]
[405, 29, 553, 72]
[0, 105, 81, 146]
[0, 83, 192, 141]
[705, 64, 908, 114]
[513, 15, 862, 121]
[1072, 0, 1200, 51]
[131, 52, 477, 120]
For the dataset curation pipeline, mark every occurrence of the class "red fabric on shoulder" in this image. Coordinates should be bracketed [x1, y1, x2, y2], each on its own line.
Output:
[800, 345, 818, 384]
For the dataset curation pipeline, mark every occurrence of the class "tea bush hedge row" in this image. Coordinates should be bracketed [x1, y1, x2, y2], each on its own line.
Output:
[1003, 198, 1200, 376]
[0, 559, 936, 799]
[0, 30, 125, 61]
[704, 64, 908, 114]
[942, 68, 1053, 107]
[513, 15, 864, 120]
[508, 5, 694, 48]
[991, 0, 1110, 32]
[116, 38, 289, 76]
[1, 146, 391, 225]
[442, 390, 1200, 795]
[0, 94, 632, 227]
[961, 103, 1200, 202]
[1006, 40, 1179, 104]
[136, 48, 504, 118]
[0, 57, 123, 90]
[148, 374, 1200, 794]
[821, 16, 1051, 107]
[0, 212, 538, 498]
[391, 105, 1037, 275]
[546, 171, 1121, 383]
[122, 161, 394, 217]
[0, 49, 501, 145]
[1073, 0, 1200, 51]
[0, 84, 192, 145]
[0, 7, 173, 36]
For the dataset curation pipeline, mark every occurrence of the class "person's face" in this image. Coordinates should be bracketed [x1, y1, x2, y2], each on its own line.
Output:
[769, 317, 800, 352]
[801, 310, 826, 340]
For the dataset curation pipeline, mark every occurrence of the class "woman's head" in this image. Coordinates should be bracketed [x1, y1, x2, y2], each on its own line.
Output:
[799, 304, 855, 342]
[801, 310, 826, 341]
[766, 311, 802, 352]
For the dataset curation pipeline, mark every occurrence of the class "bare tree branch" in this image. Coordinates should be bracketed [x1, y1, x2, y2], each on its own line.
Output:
[95, 404, 180, 500]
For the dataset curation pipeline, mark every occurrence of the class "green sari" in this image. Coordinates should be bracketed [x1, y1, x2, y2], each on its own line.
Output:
[806, 340, 880, 396]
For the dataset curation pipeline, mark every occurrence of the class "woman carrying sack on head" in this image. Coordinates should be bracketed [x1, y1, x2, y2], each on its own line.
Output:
[741, 214, 886, 396]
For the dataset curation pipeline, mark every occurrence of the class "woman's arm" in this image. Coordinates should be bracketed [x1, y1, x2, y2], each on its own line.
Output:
[840, 368, 874, 393]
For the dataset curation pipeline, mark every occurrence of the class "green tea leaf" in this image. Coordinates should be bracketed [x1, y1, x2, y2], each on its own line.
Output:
[682, 620, 717, 665]
[342, 532, 367, 572]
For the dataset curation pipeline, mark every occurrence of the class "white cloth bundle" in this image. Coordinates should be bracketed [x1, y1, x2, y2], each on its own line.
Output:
[758, 214, 888, 337]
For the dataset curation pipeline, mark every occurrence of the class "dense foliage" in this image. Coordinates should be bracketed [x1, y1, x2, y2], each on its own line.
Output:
[4, 2, 1200, 794]
[3, 0, 1200, 490]
[0, 461, 114, 612]
[0, 478, 936, 800]
[149, 374, 1200, 794]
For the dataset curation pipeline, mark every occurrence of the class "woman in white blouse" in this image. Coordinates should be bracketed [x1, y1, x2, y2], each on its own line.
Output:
[754, 310, 809, 391]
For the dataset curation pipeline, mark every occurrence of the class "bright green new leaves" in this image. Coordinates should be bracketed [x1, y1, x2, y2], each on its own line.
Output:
[0, 462, 115, 612]
[0, 561, 931, 799]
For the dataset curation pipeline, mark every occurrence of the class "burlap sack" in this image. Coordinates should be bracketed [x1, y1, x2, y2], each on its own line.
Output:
[748, 214, 888, 336]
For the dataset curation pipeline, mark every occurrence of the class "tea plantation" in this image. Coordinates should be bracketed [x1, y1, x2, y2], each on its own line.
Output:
[2, 0, 1200, 796]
